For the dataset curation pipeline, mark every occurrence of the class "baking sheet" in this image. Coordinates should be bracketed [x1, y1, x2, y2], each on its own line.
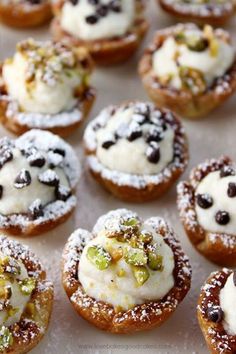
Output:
[0, 1, 236, 353]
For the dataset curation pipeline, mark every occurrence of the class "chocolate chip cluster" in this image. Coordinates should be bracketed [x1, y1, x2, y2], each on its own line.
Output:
[69, 0, 122, 24]
[98, 103, 169, 165]
[196, 166, 236, 226]
[0, 139, 71, 220]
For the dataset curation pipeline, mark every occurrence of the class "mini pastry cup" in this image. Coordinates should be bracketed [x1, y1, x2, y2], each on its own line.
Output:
[51, 0, 149, 66]
[84, 102, 188, 203]
[0, 236, 54, 353]
[158, 0, 236, 26]
[138, 24, 236, 119]
[197, 268, 236, 354]
[177, 156, 236, 267]
[61, 215, 191, 334]
[0, 129, 80, 237]
[0, 48, 95, 138]
[0, 1, 52, 28]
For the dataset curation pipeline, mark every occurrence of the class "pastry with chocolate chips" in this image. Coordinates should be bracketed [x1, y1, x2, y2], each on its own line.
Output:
[84, 101, 188, 202]
[0, 236, 53, 353]
[61, 209, 191, 333]
[139, 24, 236, 119]
[0, 0, 52, 28]
[177, 156, 236, 266]
[198, 268, 236, 353]
[0, 129, 80, 237]
[158, 0, 236, 27]
[51, 0, 149, 65]
[0, 38, 95, 137]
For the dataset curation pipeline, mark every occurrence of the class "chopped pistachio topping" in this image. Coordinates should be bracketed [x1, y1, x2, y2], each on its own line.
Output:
[175, 32, 208, 52]
[87, 246, 112, 270]
[0, 257, 21, 276]
[148, 252, 163, 271]
[124, 247, 148, 266]
[180, 66, 206, 94]
[109, 247, 123, 262]
[18, 277, 36, 296]
[0, 326, 13, 351]
[117, 268, 126, 277]
[132, 266, 150, 286]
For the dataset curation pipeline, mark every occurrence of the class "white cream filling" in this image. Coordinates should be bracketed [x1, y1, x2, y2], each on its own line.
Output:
[95, 106, 174, 175]
[60, 0, 135, 41]
[0, 148, 69, 215]
[79, 222, 175, 311]
[152, 31, 234, 90]
[2, 52, 81, 115]
[0, 255, 32, 327]
[195, 171, 236, 235]
[219, 273, 236, 335]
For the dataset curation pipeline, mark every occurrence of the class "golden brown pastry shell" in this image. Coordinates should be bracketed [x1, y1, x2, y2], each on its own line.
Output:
[177, 155, 236, 266]
[138, 25, 236, 119]
[197, 269, 236, 354]
[62, 217, 191, 334]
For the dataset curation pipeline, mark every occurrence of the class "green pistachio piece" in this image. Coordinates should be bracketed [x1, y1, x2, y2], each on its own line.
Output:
[179, 66, 206, 94]
[125, 247, 148, 266]
[148, 252, 163, 271]
[0, 285, 12, 301]
[87, 246, 112, 270]
[0, 326, 13, 351]
[132, 266, 150, 286]
[123, 218, 138, 227]
[186, 36, 208, 52]
[18, 278, 36, 296]
[0, 257, 21, 276]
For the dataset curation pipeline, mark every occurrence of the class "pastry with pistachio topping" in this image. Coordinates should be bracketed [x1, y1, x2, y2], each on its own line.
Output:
[139, 24, 236, 119]
[158, 0, 236, 27]
[177, 156, 236, 266]
[51, 0, 149, 65]
[198, 268, 236, 353]
[0, 38, 95, 137]
[62, 209, 191, 333]
[0, 129, 80, 237]
[0, 236, 53, 353]
[84, 101, 188, 202]
[0, 0, 52, 28]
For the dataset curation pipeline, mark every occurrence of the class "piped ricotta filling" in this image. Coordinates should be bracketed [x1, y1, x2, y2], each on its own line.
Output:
[79, 217, 175, 311]
[95, 105, 174, 175]
[60, 0, 135, 41]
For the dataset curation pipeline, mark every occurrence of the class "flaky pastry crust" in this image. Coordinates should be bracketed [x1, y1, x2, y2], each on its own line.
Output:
[158, 0, 236, 26]
[177, 156, 236, 266]
[62, 216, 191, 334]
[197, 269, 236, 354]
[0, 1, 52, 28]
[0, 48, 95, 138]
[138, 24, 236, 119]
[51, 0, 149, 65]
[84, 102, 188, 203]
[0, 236, 53, 354]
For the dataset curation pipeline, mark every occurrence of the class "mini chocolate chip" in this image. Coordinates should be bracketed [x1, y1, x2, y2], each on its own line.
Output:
[132, 113, 147, 125]
[220, 166, 235, 178]
[110, 0, 122, 12]
[50, 148, 65, 157]
[146, 130, 163, 143]
[134, 104, 150, 119]
[38, 170, 59, 187]
[196, 194, 213, 209]
[227, 182, 236, 198]
[0, 185, 3, 199]
[97, 4, 108, 16]
[215, 210, 230, 225]
[146, 142, 160, 164]
[207, 307, 224, 323]
[127, 130, 142, 142]
[55, 185, 71, 202]
[14, 170, 31, 189]
[69, 0, 78, 4]
[233, 271, 236, 286]
[0, 148, 13, 168]
[86, 15, 99, 24]
[27, 0, 41, 4]
[29, 200, 44, 219]
[102, 140, 116, 149]
[88, 0, 99, 4]
[28, 155, 46, 168]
